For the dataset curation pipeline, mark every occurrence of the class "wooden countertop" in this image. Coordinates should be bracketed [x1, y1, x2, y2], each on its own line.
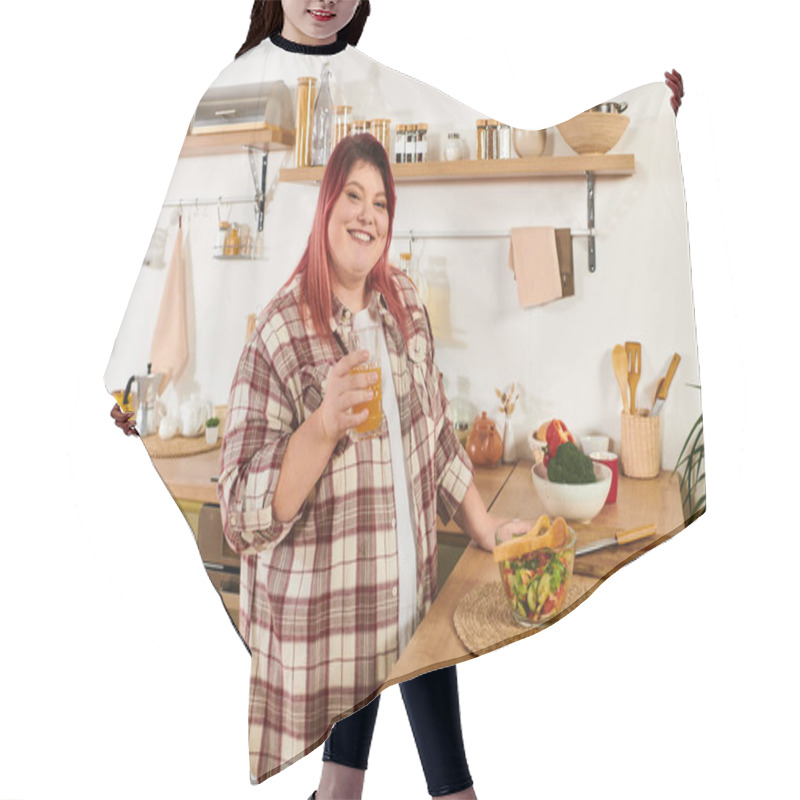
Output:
[384, 462, 685, 685]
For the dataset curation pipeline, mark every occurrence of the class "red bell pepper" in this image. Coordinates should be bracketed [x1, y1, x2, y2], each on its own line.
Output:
[545, 419, 576, 462]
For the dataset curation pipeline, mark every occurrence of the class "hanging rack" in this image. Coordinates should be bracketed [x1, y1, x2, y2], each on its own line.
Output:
[163, 146, 269, 232]
[396, 171, 598, 272]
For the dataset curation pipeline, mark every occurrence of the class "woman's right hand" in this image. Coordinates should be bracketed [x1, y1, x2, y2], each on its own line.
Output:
[318, 349, 379, 444]
[110, 403, 138, 436]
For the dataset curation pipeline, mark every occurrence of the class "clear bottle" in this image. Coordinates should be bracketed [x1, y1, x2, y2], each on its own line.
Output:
[311, 62, 333, 166]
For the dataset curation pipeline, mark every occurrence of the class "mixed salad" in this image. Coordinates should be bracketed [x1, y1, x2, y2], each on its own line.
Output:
[495, 516, 574, 625]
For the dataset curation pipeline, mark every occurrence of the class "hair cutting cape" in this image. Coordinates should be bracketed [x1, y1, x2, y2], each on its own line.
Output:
[104, 35, 704, 784]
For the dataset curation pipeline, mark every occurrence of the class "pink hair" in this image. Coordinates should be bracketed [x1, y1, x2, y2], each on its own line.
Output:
[286, 134, 410, 350]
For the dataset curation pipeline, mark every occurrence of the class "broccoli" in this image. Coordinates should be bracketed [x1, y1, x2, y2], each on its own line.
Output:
[546, 441, 596, 484]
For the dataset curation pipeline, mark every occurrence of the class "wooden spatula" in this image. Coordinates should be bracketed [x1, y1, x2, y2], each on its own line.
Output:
[612, 344, 630, 413]
[625, 341, 642, 413]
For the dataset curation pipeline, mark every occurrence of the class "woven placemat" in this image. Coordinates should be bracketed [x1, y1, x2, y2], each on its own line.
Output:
[142, 432, 221, 459]
[453, 575, 597, 654]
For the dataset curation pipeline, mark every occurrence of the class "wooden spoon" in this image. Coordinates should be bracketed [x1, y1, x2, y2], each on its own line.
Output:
[625, 341, 642, 413]
[493, 516, 568, 562]
[612, 344, 630, 413]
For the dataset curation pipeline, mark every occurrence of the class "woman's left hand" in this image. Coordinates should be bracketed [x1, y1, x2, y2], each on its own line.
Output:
[665, 69, 684, 115]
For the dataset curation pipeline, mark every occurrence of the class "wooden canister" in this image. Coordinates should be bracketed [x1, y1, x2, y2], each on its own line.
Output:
[620, 411, 661, 478]
[294, 77, 317, 167]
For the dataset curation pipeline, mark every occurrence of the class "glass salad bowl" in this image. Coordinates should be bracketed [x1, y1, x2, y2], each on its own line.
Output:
[493, 517, 576, 628]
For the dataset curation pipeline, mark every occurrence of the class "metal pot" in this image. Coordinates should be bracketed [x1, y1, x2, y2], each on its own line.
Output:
[590, 101, 628, 114]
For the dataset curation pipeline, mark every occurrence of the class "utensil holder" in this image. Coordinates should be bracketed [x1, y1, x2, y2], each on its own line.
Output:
[620, 411, 660, 478]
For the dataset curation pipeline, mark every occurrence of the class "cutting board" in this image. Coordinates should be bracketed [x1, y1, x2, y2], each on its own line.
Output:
[572, 523, 660, 579]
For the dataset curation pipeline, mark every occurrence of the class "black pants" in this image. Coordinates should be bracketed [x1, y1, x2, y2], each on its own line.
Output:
[323, 665, 473, 797]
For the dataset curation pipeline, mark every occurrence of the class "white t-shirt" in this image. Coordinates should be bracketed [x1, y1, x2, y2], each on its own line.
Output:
[352, 306, 419, 652]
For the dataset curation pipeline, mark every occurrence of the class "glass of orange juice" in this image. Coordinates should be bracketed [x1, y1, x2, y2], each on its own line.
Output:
[348, 324, 382, 439]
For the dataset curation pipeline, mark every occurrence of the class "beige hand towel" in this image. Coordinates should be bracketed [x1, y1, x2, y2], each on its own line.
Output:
[508, 227, 563, 308]
[150, 226, 189, 394]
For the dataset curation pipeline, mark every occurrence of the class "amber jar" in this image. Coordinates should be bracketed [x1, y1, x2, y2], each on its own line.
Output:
[371, 118, 391, 152]
[295, 77, 317, 167]
[332, 105, 352, 150]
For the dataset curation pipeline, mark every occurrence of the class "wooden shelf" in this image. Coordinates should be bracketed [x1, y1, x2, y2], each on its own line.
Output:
[180, 125, 294, 158]
[279, 154, 635, 184]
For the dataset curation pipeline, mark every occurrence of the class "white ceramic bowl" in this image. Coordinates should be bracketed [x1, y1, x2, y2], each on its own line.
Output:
[531, 462, 612, 523]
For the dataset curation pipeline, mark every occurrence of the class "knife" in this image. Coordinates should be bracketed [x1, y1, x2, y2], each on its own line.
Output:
[651, 353, 681, 416]
[575, 523, 657, 556]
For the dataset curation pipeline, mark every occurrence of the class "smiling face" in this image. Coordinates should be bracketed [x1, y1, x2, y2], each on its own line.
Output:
[281, 0, 360, 45]
[326, 160, 389, 303]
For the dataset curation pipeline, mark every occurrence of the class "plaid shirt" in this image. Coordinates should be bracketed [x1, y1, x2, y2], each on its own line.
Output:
[217, 270, 473, 782]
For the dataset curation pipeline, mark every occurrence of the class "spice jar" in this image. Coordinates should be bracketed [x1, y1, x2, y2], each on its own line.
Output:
[497, 123, 512, 159]
[295, 77, 317, 168]
[215, 221, 231, 257]
[332, 105, 352, 150]
[405, 124, 417, 163]
[395, 124, 406, 164]
[445, 132, 466, 161]
[370, 118, 391, 152]
[416, 123, 428, 162]
[476, 119, 488, 160]
[224, 223, 241, 257]
[486, 120, 499, 159]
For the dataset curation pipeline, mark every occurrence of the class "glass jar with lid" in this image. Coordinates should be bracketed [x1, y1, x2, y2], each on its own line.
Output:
[295, 77, 317, 167]
[476, 119, 488, 160]
[445, 132, 466, 161]
[370, 118, 391, 152]
[332, 105, 352, 150]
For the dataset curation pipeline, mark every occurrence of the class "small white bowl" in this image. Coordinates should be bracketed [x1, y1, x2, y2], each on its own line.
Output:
[528, 431, 548, 464]
[531, 462, 612, 523]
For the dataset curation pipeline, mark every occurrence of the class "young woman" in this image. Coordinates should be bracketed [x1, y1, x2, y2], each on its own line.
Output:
[220, 131, 499, 797]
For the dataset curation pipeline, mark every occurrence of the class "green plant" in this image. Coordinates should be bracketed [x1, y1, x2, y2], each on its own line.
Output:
[673, 386, 705, 519]
[206, 416, 220, 428]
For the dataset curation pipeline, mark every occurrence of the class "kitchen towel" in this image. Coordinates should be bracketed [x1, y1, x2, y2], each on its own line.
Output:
[508, 226, 564, 307]
[150, 224, 189, 394]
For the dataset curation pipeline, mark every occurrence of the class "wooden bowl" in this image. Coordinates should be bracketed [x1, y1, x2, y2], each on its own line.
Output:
[556, 111, 630, 155]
